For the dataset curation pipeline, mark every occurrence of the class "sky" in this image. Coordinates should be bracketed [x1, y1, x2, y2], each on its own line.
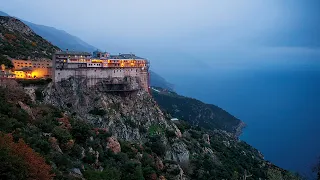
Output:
[1, 0, 320, 74]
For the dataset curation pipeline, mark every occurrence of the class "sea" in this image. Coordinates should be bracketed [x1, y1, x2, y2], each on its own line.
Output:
[165, 61, 320, 179]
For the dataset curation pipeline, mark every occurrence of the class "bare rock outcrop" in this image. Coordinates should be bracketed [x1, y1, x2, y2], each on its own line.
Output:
[106, 136, 121, 154]
[165, 141, 189, 164]
[43, 77, 177, 142]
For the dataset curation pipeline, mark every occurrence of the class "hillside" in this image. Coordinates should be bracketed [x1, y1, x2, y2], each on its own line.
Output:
[0, 79, 301, 180]
[0, 10, 97, 52]
[150, 71, 174, 91]
[24, 22, 97, 52]
[0, 16, 59, 66]
[151, 87, 245, 136]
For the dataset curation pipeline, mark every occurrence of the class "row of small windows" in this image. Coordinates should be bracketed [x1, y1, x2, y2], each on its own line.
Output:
[14, 62, 50, 65]
[15, 63, 49, 66]
[16, 65, 47, 68]
[88, 64, 101, 66]
[113, 69, 138, 73]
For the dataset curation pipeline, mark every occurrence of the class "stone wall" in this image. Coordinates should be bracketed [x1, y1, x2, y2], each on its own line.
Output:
[54, 67, 149, 91]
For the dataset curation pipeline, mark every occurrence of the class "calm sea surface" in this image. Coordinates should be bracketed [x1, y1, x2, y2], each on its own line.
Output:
[167, 63, 320, 178]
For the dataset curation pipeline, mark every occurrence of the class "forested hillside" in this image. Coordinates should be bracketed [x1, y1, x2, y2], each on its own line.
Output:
[151, 87, 245, 136]
[0, 16, 59, 67]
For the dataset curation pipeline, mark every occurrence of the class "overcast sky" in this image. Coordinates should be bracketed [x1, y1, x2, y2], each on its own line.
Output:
[1, 0, 320, 74]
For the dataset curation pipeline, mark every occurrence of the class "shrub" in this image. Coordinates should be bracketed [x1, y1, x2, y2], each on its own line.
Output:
[148, 137, 166, 157]
[35, 88, 43, 101]
[70, 144, 83, 159]
[83, 168, 121, 180]
[122, 161, 144, 180]
[0, 133, 54, 179]
[70, 120, 93, 144]
[51, 152, 72, 170]
[52, 126, 72, 144]
[89, 107, 107, 116]
[0, 148, 28, 180]
[165, 130, 176, 138]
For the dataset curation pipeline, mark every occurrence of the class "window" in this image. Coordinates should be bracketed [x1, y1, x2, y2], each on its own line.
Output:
[58, 73, 60, 75]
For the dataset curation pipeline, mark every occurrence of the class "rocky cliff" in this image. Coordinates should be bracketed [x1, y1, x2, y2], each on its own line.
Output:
[43, 76, 180, 142]
[0, 78, 302, 180]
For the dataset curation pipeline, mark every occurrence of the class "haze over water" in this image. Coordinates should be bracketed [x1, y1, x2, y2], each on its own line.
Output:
[167, 60, 320, 178]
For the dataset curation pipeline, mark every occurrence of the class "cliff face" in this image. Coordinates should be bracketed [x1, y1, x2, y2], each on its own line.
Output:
[0, 80, 302, 180]
[43, 76, 179, 142]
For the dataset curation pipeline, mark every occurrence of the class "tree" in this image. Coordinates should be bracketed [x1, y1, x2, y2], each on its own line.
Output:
[0, 133, 54, 180]
[313, 158, 320, 180]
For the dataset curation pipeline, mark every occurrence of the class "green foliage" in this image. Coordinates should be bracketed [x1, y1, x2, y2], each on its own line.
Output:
[89, 107, 107, 116]
[146, 135, 166, 157]
[51, 152, 72, 170]
[165, 130, 176, 138]
[0, 16, 59, 60]
[70, 119, 93, 144]
[148, 125, 164, 136]
[152, 88, 242, 134]
[174, 120, 191, 134]
[35, 88, 44, 101]
[0, 82, 303, 180]
[122, 161, 144, 180]
[267, 169, 284, 180]
[0, 148, 28, 180]
[83, 168, 121, 180]
[0, 54, 13, 67]
[52, 126, 72, 144]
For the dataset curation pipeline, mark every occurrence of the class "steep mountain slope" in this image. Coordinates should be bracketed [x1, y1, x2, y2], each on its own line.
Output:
[150, 71, 174, 91]
[23, 22, 97, 52]
[0, 16, 59, 66]
[0, 11, 9, 16]
[151, 87, 245, 136]
[0, 79, 302, 180]
[0, 10, 97, 52]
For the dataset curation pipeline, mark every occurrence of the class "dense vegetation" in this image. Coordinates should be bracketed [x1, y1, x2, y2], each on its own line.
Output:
[0, 84, 303, 180]
[151, 87, 243, 134]
[0, 16, 59, 67]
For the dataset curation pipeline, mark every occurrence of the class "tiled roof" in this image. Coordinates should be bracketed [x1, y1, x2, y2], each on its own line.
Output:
[55, 51, 91, 56]
[109, 54, 144, 59]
